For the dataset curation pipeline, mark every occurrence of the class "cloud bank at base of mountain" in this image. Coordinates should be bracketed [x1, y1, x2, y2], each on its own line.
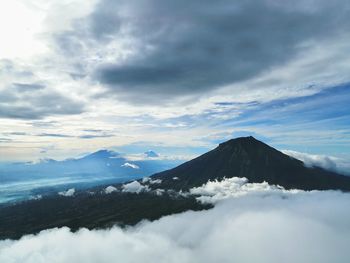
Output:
[189, 177, 300, 203]
[1, 188, 350, 263]
[283, 150, 350, 175]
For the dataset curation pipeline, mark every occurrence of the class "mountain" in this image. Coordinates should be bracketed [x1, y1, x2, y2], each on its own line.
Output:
[0, 149, 183, 204]
[1, 136, 350, 240]
[32, 149, 168, 177]
[144, 150, 159, 158]
[0, 149, 182, 183]
[152, 136, 350, 191]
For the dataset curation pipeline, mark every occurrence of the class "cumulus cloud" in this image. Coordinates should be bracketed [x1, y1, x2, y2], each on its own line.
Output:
[58, 188, 75, 197]
[122, 181, 149, 193]
[189, 177, 300, 204]
[104, 186, 117, 194]
[283, 150, 350, 176]
[1, 190, 350, 263]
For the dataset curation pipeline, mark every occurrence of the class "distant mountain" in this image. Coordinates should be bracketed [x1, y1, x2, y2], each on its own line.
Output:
[152, 136, 350, 191]
[0, 150, 183, 204]
[82, 149, 120, 160]
[0, 149, 183, 183]
[144, 150, 159, 158]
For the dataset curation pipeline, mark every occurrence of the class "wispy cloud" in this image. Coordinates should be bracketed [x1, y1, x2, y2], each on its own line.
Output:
[37, 133, 73, 138]
[78, 134, 114, 139]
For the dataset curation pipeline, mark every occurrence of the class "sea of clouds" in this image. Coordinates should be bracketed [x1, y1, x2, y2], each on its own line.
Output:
[1, 177, 350, 263]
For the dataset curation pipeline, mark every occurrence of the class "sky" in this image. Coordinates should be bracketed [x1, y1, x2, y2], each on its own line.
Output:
[0, 0, 350, 162]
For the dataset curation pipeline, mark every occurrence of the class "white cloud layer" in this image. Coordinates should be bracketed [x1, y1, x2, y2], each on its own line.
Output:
[1, 190, 350, 263]
[189, 177, 300, 204]
[283, 150, 350, 176]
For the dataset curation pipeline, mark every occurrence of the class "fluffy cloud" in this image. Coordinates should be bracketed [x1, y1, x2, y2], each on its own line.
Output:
[58, 188, 75, 197]
[122, 181, 149, 193]
[104, 186, 117, 194]
[1, 190, 350, 263]
[283, 150, 350, 176]
[189, 177, 300, 204]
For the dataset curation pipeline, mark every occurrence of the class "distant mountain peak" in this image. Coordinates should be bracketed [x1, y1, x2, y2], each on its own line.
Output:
[144, 150, 159, 158]
[84, 149, 119, 159]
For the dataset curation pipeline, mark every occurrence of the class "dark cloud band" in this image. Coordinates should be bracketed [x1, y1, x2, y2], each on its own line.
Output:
[67, 0, 350, 103]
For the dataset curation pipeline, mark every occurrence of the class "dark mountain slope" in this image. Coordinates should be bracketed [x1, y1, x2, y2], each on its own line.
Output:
[0, 192, 210, 240]
[152, 136, 350, 191]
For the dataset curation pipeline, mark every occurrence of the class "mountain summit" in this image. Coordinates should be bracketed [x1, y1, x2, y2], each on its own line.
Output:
[152, 136, 350, 191]
[144, 150, 159, 158]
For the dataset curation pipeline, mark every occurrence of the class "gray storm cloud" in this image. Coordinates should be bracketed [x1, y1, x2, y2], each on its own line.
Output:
[53, 0, 350, 103]
[1, 189, 350, 263]
[0, 60, 85, 120]
[0, 92, 84, 119]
